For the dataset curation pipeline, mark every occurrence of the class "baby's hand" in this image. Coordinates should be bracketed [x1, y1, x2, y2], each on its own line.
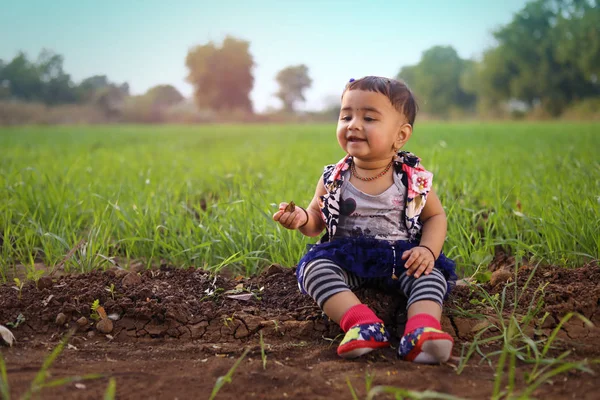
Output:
[273, 201, 308, 230]
[401, 246, 435, 278]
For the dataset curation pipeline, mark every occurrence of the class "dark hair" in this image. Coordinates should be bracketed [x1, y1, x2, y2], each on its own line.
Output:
[343, 76, 418, 126]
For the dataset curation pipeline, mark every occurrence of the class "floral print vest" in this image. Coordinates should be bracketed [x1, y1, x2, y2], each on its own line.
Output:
[318, 151, 433, 244]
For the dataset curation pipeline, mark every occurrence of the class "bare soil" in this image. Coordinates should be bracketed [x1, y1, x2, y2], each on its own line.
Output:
[1, 259, 599, 399]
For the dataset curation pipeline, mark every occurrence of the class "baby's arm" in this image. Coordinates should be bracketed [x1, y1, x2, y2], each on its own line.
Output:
[401, 188, 448, 278]
[272, 176, 326, 237]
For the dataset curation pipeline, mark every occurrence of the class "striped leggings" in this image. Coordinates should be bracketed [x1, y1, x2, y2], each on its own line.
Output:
[303, 258, 448, 309]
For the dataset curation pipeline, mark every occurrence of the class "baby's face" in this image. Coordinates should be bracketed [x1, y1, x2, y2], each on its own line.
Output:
[337, 90, 407, 162]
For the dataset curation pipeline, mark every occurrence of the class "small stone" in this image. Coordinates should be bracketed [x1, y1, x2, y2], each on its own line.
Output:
[122, 271, 142, 287]
[87, 330, 96, 339]
[55, 313, 67, 326]
[80, 304, 91, 316]
[490, 269, 512, 286]
[0, 325, 16, 347]
[62, 303, 76, 313]
[96, 318, 114, 334]
[76, 317, 88, 328]
[37, 276, 53, 290]
[71, 336, 85, 346]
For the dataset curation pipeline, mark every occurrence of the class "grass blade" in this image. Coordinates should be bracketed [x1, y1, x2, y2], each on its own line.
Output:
[346, 377, 359, 400]
[208, 348, 250, 400]
[104, 377, 117, 400]
[0, 351, 9, 400]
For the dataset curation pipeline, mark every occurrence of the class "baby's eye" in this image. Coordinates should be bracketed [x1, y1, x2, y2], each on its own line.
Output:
[340, 115, 351, 121]
[364, 116, 376, 122]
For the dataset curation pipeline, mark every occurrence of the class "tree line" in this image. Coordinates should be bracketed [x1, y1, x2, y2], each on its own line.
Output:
[184, 0, 599, 118]
[400, 0, 599, 117]
[0, 49, 185, 122]
[1, 0, 598, 122]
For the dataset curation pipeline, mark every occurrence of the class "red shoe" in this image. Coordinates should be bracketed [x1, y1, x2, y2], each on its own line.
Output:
[337, 322, 390, 359]
[398, 327, 453, 364]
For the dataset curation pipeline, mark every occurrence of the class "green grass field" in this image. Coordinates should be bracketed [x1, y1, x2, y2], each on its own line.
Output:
[0, 123, 598, 282]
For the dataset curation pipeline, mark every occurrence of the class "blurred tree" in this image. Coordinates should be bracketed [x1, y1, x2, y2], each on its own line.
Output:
[0, 50, 78, 105]
[186, 36, 254, 112]
[275, 64, 312, 112]
[76, 74, 129, 117]
[397, 65, 418, 89]
[397, 46, 476, 116]
[145, 84, 184, 107]
[553, 0, 599, 84]
[122, 85, 184, 123]
[0, 59, 9, 99]
[0, 51, 43, 102]
[36, 49, 77, 104]
[477, 0, 599, 116]
[78, 75, 111, 101]
[91, 85, 128, 118]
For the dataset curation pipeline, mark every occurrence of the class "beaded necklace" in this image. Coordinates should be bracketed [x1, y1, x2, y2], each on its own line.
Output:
[351, 159, 393, 181]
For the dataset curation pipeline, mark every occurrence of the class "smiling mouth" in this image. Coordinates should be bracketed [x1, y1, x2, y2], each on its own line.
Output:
[347, 137, 366, 142]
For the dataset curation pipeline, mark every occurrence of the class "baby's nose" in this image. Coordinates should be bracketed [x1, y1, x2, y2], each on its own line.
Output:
[348, 118, 361, 130]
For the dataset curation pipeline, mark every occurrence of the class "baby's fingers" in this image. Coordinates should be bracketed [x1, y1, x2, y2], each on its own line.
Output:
[414, 260, 434, 278]
[405, 254, 425, 276]
[280, 211, 295, 226]
[423, 261, 435, 276]
[272, 210, 284, 221]
[401, 249, 412, 260]
[404, 251, 419, 269]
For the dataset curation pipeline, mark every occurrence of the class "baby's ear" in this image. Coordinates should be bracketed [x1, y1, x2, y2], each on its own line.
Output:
[395, 123, 413, 148]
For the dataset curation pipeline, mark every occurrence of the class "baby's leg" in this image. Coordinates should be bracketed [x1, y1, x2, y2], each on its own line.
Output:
[303, 258, 361, 321]
[322, 291, 360, 323]
[302, 259, 390, 358]
[396, 268, 453, 364]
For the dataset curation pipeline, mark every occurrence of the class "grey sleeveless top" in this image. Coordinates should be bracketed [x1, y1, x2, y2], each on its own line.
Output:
[333, 171, 410, 242]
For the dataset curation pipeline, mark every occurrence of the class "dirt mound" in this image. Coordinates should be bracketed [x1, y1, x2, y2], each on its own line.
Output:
[0, 264, 409, 345]
[2, 262, 598, 344]
[1, 262, 599, 399]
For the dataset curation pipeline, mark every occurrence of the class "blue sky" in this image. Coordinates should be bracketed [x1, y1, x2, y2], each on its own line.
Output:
[1, 0, 528, 112]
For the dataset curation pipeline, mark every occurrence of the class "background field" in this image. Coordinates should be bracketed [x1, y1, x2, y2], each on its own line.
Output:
[0, 123, 598, 282]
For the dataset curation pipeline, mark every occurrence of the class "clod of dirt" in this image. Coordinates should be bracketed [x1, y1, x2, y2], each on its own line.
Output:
[37, 276, 53, 290]
[541, 315, 557, 329]
[55, 313, 67, 326]
[265, 263, 286, 276]
[128, 262, 146, 274]
[108, 267, 129, 279]
[76, 316, 88, 328]
[96, 318, 113, 334]
[122, 272, 142, 287]
[490, 269, 512, 286]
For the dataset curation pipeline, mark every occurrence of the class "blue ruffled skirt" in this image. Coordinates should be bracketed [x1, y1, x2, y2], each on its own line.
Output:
[296, 236, 457, 296]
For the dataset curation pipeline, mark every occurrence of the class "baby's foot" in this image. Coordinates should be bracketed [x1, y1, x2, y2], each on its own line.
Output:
[337, 322, 390, 359]
[398, 327, 453, 364]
